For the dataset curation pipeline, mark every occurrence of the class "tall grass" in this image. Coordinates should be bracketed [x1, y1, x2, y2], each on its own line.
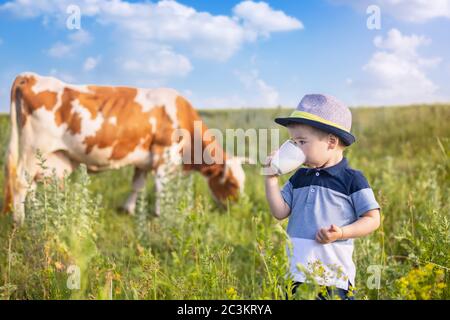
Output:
[0, 104, 448, 299]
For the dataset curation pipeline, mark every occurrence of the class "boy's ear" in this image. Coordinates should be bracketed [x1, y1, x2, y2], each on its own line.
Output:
[328, 134, 339, 149]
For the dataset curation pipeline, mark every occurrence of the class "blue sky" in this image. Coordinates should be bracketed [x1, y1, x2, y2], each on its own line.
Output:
[0, 0, 449, 112]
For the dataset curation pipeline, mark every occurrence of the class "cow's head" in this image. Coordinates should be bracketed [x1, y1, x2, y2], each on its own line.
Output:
[202, 157, 246, 205]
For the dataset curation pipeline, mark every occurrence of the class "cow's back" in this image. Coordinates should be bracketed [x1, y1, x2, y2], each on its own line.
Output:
[13, 72, 186, 171]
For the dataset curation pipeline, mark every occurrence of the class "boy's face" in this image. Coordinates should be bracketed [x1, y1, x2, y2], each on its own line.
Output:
[287, 124, 340, 168]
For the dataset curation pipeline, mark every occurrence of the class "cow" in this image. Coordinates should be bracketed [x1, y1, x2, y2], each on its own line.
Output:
[2, 72, 246, 225]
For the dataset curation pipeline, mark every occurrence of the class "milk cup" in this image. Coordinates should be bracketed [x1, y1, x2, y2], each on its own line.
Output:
[270, 140, 306, 175]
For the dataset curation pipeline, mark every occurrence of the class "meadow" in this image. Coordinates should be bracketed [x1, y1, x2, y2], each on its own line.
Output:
[0, 104, 448, 300]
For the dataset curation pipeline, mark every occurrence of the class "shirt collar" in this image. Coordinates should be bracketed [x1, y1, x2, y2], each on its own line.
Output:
[305, 157, 348, 176]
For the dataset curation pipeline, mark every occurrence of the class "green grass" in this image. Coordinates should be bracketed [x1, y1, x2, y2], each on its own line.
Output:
[0, 104, 449, 300]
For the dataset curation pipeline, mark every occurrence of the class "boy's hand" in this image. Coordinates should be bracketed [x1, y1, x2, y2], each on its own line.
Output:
[315, 224, 343, 244]
[262, 151, 278, 177]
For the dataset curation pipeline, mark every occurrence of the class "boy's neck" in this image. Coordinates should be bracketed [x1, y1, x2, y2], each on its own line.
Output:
[317, 152, 344, 169]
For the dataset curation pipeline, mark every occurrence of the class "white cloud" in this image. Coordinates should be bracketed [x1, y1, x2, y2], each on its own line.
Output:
[378, 0, 450, 22]
[96, 0, 300, 61]
[183, 68, 280, 109]
[121, 44, 192, 77]
[1, 0, 302, 65]
[354, 29, 442, 105]
[373, 30, 428, 54]
[233, 0, 303, 39]
[235, 69, 279, 107]
[83, 55, 101, 71]
[334, 0, 450, 22]
[372, 29, 441, 67]
[1, 0, 302, 85]
[49, 68, 76, 83]
[47, 42, 71, 57]
[362, 52, 438, 103]
[68, 28, 92, 44]
[47, 29, 92, 58]
[0, 0, 61, 17]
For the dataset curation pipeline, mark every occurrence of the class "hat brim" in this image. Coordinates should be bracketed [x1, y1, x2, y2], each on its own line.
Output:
[274, 117, 356, 146]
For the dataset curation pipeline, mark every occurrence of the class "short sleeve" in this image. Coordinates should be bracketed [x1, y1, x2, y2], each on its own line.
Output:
[350, 171, 380, 217]
[280, 180, 293, 209]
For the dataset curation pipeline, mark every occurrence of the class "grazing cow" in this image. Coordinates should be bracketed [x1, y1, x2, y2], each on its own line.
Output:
[2, 72, 246, 225]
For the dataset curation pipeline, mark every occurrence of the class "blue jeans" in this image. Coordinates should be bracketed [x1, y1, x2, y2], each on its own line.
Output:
[288, 281, 356, 300]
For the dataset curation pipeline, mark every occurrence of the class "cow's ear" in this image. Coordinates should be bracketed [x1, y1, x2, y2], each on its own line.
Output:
[200, 164, 221, 177]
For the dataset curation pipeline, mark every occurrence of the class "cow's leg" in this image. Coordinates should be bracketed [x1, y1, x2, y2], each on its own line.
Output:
[12, 150, 77, 225]
[154, 164, 168, 217]
[121, 167, 148, 215]
[12, 153, 39, 225]
[35, 150, 78, 184]
[153, 144, 184, 217]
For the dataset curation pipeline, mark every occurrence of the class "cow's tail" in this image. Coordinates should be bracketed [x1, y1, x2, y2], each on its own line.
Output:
[2, 77, 22, 215]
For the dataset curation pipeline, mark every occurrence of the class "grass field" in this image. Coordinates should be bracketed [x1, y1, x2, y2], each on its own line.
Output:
[0, 104, 449, 300]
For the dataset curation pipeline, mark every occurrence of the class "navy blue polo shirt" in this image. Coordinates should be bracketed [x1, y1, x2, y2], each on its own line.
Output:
[280, 157, 380, 289]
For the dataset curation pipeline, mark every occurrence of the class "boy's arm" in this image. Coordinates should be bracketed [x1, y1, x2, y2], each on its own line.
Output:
[340, 209, 380, 239]
[265, 175, 291, 220]
[315, 209, 380, 244]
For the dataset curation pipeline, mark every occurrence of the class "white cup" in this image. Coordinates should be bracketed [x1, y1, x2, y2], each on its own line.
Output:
[270, 140, 306, 175]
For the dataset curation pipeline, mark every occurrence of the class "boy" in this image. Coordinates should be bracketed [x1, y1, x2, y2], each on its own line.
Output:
[264, 94, 381, 300]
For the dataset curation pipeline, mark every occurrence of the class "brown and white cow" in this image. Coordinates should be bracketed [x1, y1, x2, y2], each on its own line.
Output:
[2, 72, 246, 225]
